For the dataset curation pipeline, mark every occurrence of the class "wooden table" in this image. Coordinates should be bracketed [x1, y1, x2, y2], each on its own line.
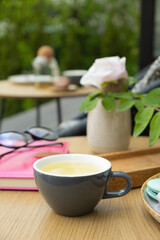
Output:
[0, 136, 160, 240]
[0, 80, 95, 128]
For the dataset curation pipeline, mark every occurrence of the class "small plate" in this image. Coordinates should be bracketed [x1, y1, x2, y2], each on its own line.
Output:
[141, 173, 160, 223]
[8, 74, 53, 84]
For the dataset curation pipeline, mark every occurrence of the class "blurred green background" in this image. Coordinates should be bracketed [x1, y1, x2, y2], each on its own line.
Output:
[0, 0, 140, 117]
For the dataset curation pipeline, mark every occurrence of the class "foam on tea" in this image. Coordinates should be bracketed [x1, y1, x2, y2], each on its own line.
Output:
[41, 161, 101, 176]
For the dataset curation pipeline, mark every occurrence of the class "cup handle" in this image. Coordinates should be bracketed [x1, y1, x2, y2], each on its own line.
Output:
[103, 171, 132, 199]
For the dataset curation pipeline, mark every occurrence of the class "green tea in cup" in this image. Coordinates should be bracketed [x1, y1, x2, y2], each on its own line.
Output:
[33, 154, 132, 217]
[41, 161, 101, 176]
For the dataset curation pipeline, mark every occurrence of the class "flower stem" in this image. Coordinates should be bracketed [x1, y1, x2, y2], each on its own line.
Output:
[144, 105, 160, 112]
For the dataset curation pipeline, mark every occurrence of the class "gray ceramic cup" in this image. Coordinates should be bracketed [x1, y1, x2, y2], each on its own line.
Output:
[33, 154, 132, 217]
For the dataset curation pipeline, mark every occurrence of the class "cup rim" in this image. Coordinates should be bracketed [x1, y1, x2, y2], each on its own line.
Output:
[33, 153, 111, 178]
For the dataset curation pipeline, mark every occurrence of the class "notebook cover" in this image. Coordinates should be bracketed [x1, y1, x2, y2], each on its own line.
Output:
[0, 140, 69, 190]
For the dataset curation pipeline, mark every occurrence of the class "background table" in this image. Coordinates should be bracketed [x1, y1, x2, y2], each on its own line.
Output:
[0, 80, 95, 128]
[0, 136, 160, 240]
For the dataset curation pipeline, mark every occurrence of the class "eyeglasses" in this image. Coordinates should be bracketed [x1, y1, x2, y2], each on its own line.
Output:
[0, 126, 62, 158]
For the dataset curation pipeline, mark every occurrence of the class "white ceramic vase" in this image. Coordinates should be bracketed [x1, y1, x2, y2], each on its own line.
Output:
[87, 100, 131, 153]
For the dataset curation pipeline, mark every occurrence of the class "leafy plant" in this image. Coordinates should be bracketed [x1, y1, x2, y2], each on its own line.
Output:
[80, 78, 160, 147]
[0, 0, 140, 118]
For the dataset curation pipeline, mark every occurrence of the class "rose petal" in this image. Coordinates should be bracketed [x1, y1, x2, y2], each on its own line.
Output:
[80, 56, 128, 89]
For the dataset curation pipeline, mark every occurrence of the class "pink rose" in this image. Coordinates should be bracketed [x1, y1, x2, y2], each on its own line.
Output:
[80, 56, 128, 89]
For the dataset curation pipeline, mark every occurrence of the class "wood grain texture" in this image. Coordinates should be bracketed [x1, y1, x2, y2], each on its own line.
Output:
[0, 136, 160, 239]
[0, 189, 160, 240]
[59, 136, 160, 189]
[59, 136, 160, 154]
[100, 146, 160, 160]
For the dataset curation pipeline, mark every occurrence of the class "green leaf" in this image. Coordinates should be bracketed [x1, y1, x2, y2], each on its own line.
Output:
[80, 90, 103, 112]
[149, 112, 160, 146]
[150, 88, 160, 95]
[89, 90, 103, 100]
[101, 80, 117, 89]
[128, 76, 137, 86]
[117, 99, 135, 111]
[108, 91, 133, 99]
[85, 98, 99, 112]
[80, 95, 91, 111]
[142, 88, 160, 108]
[135, 100, 144, 111]
[101, 81, 109, 89]
[133, 107, 154, 137]
[102, 96, 115, 111]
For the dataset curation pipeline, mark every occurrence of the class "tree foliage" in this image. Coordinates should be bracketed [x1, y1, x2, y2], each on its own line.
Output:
[0, 0, 140, 117]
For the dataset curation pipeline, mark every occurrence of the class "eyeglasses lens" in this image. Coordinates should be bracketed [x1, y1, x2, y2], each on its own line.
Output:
[0, 132, 26, 148]
[28, 127, 58, 141]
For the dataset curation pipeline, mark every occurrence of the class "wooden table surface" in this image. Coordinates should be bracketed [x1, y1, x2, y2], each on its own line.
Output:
[0, 80, 95, 99]
[0, 136, 160, 240]
[0, 80, 95, 125]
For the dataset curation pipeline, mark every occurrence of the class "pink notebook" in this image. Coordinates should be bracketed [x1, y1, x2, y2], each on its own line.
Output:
[0, 140, 69, 190]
